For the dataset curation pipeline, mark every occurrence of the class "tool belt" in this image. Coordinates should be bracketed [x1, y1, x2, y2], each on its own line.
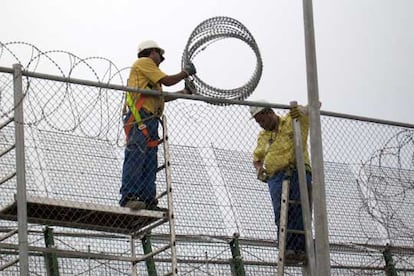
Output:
[269, 163, 312, 180]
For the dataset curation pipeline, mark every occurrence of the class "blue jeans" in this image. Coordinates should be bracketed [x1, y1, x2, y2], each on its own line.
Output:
[119, 110, 159, 206]
[268, 169, 312, 252]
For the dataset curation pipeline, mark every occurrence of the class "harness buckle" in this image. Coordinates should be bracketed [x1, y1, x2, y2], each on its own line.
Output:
[138, 123, 147, 130]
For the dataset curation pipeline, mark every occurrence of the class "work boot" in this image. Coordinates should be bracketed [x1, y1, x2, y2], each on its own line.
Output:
[295, 250, 307, 263]
[146, 198, 168, 211]
[285, 249, 306, 265]
[124, 198, 146, 210]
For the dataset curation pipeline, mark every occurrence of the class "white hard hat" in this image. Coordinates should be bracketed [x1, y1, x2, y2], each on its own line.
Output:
[249, 101, 271, 118]
[137, 40, 165, 55]
[249, 106, 267, 118]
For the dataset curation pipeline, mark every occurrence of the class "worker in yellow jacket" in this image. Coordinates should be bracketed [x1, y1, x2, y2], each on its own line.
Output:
[251, 102, 311, 263]
[120, 40, 196, 210]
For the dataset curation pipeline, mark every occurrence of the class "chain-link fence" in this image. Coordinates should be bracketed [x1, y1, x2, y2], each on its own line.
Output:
[1, 63, 413, 276]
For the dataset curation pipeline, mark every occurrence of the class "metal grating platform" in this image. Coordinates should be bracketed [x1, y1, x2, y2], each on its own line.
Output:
[0, 196, 168, 235]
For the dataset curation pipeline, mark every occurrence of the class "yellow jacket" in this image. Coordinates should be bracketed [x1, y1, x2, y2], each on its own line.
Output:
[127, 57, 167, 116]
[253, 112, 310, 176]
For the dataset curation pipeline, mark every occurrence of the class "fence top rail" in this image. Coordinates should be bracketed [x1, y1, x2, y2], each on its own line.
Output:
[1, 65, 413, 129]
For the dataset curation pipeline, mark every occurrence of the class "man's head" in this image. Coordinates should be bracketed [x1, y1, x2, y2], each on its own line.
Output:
[250, 105, 278, 131]
[137, 40, 165, 64]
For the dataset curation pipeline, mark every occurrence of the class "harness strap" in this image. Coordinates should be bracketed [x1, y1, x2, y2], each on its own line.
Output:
[124, 92, 161, 148]
[282, 163, 311, 180]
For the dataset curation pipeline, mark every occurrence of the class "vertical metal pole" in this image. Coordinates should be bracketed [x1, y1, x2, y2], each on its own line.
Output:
[130, 236, 138, 276]
[13, 63, 29, 276]
[141, 234, 157, 276]
[43, 227, 59, 276]
[290, 101, 316, 276]
[229, 233, 245, 276]
[383, 244, 398, 276]
[301, 1, 331, 275]
[205, 251, 209, 275]
[88, 245, 91, 276]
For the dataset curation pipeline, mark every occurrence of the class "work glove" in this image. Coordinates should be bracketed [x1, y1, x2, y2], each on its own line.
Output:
[257, 168, 269, 183]
[290, 105, 301, 119]
[183, 61, 197, 76]
[184, 79, 197, 94]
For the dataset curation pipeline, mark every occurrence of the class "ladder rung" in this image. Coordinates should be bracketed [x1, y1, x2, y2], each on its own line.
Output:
[157, 164, 166, 172]
[287, 200, 301, 205]
[155, 191, 168, 200]
[286, 229, 305, 235]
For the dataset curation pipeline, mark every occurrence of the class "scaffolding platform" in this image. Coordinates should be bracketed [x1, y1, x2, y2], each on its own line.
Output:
[0, 196, 168, 235]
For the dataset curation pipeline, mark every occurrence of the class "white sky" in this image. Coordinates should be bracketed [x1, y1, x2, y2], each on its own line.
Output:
[1, 0, 413, 124]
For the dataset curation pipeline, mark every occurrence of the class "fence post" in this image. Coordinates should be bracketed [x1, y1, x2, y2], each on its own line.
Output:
[13, 63, 29, 276]
[43, 227, 59, 276]
[383, 244, 398, 276]
[229, 233, 245, 276]
[141, 234, 157, 276]
[301, 1, 331, 275]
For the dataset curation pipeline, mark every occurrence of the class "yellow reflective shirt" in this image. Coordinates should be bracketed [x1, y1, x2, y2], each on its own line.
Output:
[127, 57, 167, 116]
[253, 114, 310, 176]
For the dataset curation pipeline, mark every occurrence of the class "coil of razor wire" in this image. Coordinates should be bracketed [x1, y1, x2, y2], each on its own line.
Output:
[357, 129, 414, 240]
[0, 41, 127, 142]
[182, 16, 263, 102]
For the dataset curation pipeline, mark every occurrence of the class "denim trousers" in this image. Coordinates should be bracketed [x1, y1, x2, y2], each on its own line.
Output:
[119, 110, 159, 206]
[267, 169, 312, 251]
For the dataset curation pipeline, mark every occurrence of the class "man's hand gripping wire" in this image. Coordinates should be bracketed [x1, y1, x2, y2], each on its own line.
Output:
[184, 78, 197, 94]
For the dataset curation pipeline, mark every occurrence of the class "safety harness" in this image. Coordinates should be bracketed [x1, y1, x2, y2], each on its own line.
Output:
[124, 92, 161, 148]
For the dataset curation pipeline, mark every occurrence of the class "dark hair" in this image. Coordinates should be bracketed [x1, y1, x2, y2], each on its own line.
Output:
[138, 48, 152, 58]
[259, 108, 273, 115]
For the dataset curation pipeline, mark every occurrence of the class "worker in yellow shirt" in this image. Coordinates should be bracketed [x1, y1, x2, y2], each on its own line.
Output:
[251, 102, 311, 263]
[120, 40, 196, 210]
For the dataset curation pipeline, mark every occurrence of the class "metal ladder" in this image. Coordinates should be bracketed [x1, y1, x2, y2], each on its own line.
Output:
[159, 114, 178, 276]
[130, 115, 178, 276]
[277, 102, 316, 276]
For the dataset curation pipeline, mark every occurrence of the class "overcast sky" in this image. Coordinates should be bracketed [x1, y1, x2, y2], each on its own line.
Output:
[1, 0, 413, 124]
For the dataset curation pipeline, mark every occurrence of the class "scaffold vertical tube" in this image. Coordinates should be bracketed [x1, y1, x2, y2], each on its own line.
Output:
[141, 234, 157, 276]
[13, 63, 29, 276]
[43, 227, 60, 276]
[130, 236, 137, 276]
[229, 233, 245, 276]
